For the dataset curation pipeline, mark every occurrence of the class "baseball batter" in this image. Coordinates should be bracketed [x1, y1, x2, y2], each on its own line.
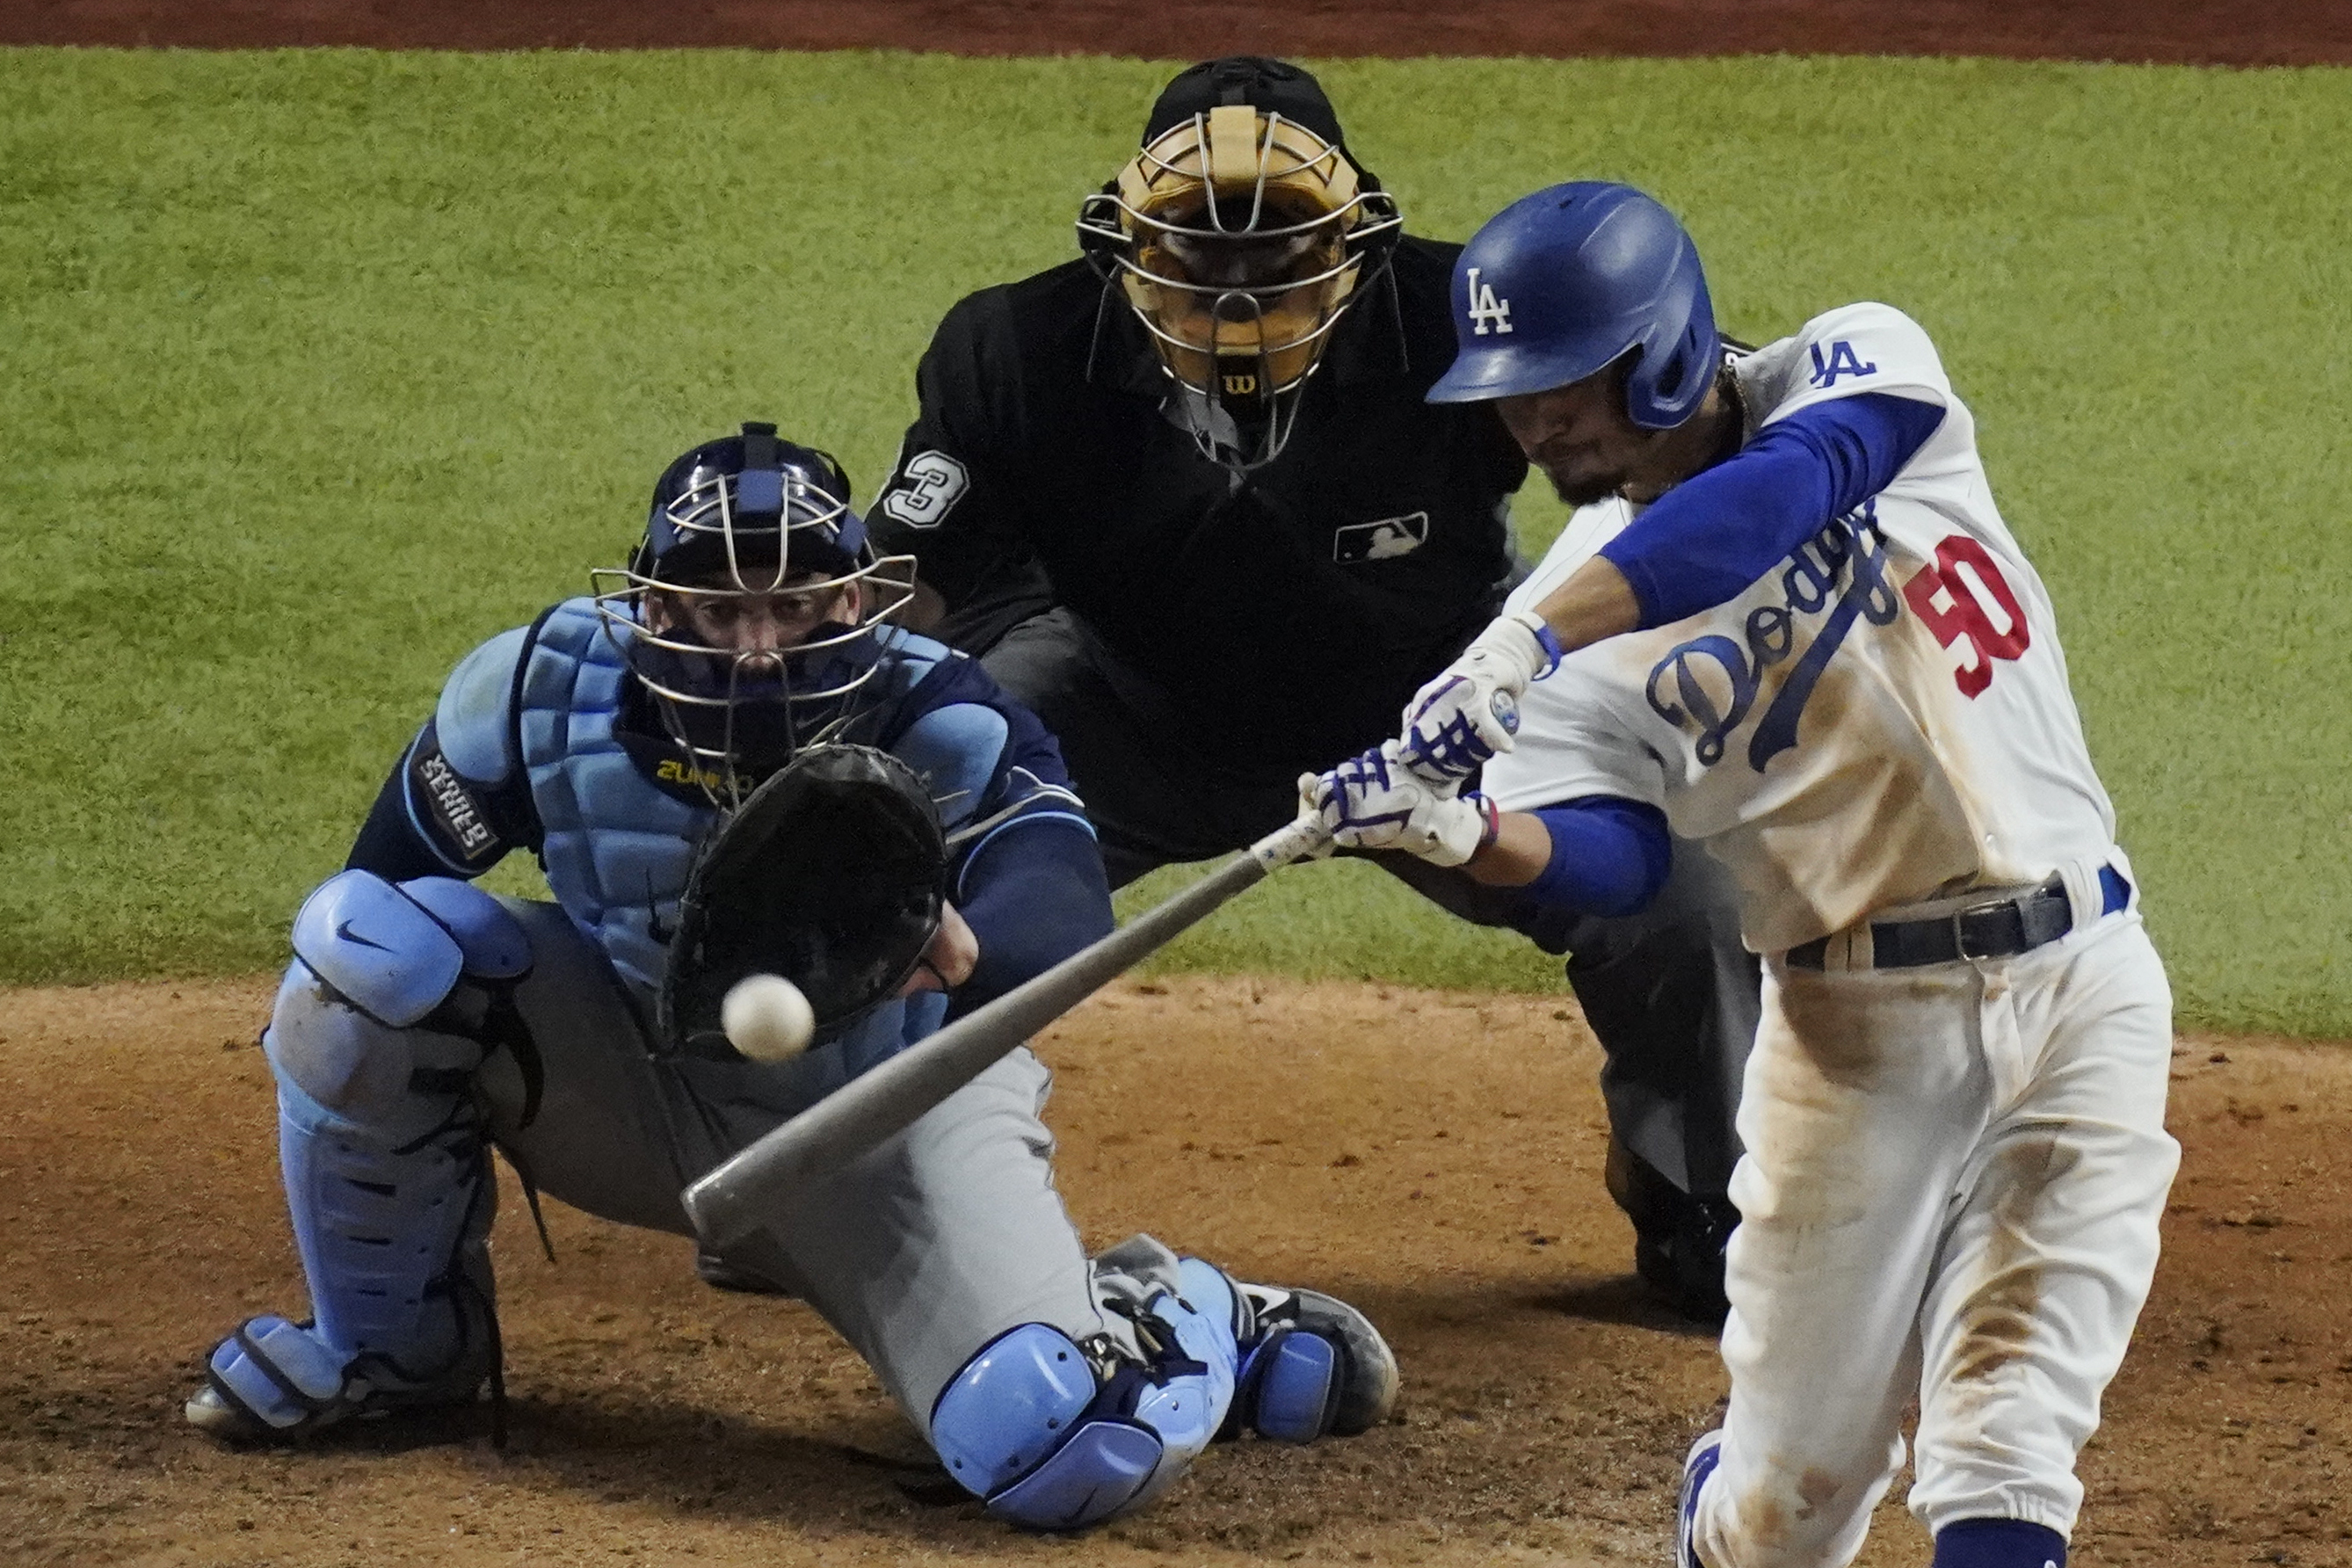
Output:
[185, 423, 1397, 1529]
[1306, 185, 2176, 1567]
[871, 54, 1759, 1321]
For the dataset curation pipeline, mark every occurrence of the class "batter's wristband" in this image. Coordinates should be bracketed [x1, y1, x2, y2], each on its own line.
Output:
[1507, 609, 1565, 677]
[1471, 793, 1501, 853]
[1532, 621, 1564, 675]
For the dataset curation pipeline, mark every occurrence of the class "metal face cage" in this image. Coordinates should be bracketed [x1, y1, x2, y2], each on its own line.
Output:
[590, 458, 918, 810]
[1079, 106, 1402, 471]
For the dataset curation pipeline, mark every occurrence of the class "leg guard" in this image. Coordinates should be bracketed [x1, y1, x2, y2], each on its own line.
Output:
[930, 1237, 1239, 1529]
[926, 1236, 1401, 1530]
[186, 872, 524, 1444]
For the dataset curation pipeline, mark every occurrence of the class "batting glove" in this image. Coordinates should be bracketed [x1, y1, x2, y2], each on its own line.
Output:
[1397, 610, 1563, 786]
[1299, 741, 1501, 867]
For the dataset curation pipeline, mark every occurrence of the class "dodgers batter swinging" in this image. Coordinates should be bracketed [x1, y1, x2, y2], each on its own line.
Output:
[1304, 183, 2176, 1568]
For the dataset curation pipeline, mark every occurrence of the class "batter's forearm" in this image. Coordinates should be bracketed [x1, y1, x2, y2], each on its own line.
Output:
[1470, 796, 1673, 916]
[1464, 810, 1553, 887]
[1526, 558, 1644, 655]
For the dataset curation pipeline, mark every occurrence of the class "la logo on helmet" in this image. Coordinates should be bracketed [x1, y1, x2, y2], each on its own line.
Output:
[1465, 267, 1513, 336]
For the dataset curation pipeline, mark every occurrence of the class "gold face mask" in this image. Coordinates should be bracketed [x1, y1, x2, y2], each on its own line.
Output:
[1079, 105, 1402, 469]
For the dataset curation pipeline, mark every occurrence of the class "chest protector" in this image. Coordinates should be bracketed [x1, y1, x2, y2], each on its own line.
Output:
[512, 601, 962, 1010]
[516, 600, 708, 1000]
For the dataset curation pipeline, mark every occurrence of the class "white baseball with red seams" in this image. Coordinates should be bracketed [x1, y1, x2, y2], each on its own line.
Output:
[1485, 303, 2178, 1565]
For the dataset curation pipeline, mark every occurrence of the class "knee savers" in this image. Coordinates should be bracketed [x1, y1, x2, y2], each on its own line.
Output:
[930, 1256, 1242, 1529]
[267, 870, 532, 1127]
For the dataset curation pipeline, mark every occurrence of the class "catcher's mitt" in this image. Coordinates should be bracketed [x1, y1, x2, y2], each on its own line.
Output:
[657, 744, 947, 1059]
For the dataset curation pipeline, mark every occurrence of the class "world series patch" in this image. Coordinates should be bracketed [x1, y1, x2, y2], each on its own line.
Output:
[410, 745, 501, 863]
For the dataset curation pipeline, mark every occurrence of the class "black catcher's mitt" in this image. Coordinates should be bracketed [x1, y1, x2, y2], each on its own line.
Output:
[658, 744, 947, 1058]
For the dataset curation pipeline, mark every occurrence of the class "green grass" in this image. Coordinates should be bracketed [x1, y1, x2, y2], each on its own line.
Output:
[3, 51, 2347, 1032]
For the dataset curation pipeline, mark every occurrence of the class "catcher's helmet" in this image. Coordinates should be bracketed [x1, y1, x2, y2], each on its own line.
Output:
[590, 424, 917, 807]
[1078, 56, 1403, 471]
[1427, 182, 1719, 430]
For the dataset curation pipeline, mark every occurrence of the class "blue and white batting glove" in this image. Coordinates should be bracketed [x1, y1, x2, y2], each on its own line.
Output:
[1396, 610, 1563, 786]
[1299, 741, 1501, 867]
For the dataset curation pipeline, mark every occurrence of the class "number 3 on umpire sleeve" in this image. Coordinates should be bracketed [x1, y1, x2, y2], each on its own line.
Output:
[878, 450, 971, 529]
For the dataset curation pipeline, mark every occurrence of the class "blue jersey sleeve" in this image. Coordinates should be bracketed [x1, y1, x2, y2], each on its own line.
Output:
[950, 695, 1114, 1010]
[881, 650, 1114, 1010]
[1514, 795, 1673, 919]
[345, 723, 528, 881]
[346, 625, 541, 881]
[1598, 392, 1945, 629]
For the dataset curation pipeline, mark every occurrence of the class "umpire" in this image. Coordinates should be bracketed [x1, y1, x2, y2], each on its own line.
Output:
[868, 56, 1755, 1322]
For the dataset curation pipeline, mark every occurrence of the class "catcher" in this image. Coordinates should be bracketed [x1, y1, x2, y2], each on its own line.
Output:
[185, 423, 1398, 1529]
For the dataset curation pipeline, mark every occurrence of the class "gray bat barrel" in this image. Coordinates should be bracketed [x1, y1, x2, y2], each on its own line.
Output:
[681, 815, 1331, 1249]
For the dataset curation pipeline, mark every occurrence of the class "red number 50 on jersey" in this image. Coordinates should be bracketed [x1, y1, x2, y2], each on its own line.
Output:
[1900, 535, 2030, 698]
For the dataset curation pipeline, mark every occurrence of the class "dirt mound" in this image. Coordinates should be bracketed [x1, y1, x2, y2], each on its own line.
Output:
[3, 974, 2347, 1565]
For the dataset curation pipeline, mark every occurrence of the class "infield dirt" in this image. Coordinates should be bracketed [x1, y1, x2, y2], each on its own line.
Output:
[4, 975, 2348, 1567]
[5, 0, 2348, 65]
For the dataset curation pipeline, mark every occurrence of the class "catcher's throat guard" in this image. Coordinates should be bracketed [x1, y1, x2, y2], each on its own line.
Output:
[657, 745, 947, 1059]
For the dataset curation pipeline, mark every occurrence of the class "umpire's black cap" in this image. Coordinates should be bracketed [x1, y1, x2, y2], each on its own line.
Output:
[1143, 56, 1347, 149]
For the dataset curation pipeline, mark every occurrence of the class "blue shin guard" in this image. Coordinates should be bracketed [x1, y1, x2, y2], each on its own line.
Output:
[1222, 1270, 1401, 1444]
[931, 1237, 1239, 1529]
[188, 1078, 499, 1443]
[928, 1237, 1401, 1530]
[188, 872, 525, 1445]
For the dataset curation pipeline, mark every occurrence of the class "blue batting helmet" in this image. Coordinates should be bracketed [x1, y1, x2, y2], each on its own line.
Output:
[1426, 182, 1719, 429]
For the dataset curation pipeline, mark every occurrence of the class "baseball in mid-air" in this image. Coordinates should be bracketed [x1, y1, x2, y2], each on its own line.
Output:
[722, 973, 816, 1061]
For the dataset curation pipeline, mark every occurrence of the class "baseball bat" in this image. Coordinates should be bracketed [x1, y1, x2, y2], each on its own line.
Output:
[681, 813, 1333, 1249]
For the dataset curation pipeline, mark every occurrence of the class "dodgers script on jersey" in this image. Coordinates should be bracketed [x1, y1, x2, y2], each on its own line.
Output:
[1485, 303, 2123, 955]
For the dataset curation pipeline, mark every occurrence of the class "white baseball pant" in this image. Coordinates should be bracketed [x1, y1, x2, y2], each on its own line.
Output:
[1688, 909, 2176, 1566]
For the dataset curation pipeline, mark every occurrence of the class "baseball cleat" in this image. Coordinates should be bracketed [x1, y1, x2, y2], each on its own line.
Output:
[1676, 1428, 1724, 1568]
[1228, 1281, 1401, 1441]
[185, 1308, 495, 1445]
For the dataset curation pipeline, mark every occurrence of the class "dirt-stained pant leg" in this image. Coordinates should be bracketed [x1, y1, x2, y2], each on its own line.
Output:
[1906, 921, 2176, 1535]
[476, 899, 1116, 1437]
[1693, 917, 2176, 1568]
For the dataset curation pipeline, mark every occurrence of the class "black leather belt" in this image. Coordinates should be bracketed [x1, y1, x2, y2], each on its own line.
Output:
[1785, 868, 2130, 971]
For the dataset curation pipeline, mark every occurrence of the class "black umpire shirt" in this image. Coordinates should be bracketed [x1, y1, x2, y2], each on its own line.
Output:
[867, 236, 1529, 772]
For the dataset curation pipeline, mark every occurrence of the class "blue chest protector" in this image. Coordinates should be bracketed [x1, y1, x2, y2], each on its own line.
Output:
[510, 600, 705, 1000]
[443, 599, 995, 1038]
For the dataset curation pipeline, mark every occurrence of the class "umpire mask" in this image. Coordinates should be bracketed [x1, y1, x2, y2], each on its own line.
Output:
[1078, 56, 1402, 472]
[591, 423, 917, 809]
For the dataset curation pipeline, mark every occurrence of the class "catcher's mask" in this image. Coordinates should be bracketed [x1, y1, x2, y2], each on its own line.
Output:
[657, 744, 947, 1058]
[1078, 56, 1402, 472]
[590, 424, 918, 809]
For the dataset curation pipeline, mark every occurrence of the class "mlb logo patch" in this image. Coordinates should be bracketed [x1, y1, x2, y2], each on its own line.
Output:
[1333, 512, 1429, 564]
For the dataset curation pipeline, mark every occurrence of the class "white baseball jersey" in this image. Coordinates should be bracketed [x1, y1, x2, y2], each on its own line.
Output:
[1485, 302, 2123, 954]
